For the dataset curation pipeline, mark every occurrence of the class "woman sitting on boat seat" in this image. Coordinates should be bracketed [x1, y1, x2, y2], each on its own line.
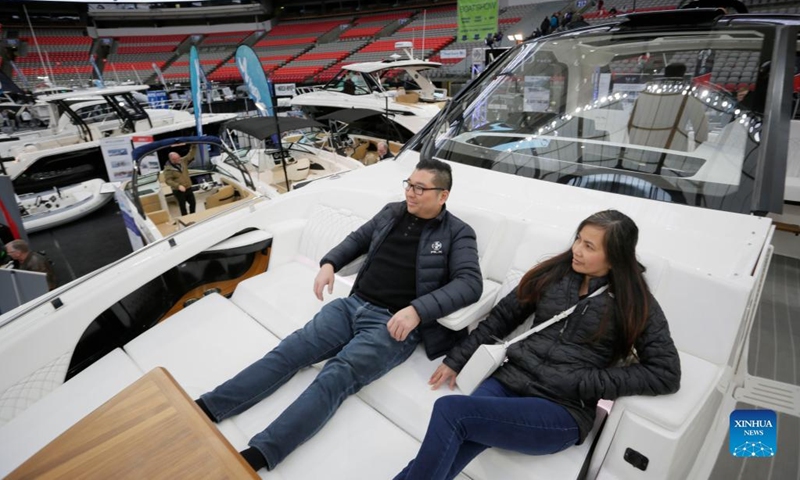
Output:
[395, 210, 681, 480]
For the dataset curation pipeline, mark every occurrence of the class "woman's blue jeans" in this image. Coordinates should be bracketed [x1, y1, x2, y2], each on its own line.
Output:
[394, 377, 580, 480]
[200, 295, 420, 470]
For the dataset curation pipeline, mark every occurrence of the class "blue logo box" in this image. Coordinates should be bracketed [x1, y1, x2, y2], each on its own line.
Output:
[729, 409, 777, 457]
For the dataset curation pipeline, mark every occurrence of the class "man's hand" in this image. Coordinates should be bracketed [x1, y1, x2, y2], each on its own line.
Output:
[313, 263, 335, 301]
[387, 305, 420, 342]
[178, 185, 186, 192]
[428, 363, 458, 391]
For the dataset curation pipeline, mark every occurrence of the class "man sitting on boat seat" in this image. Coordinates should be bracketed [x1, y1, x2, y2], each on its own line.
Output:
[378, 141, 394, 161]
[196, 158, 483, 473]
[163, 145, 197, 216]
[5, 240, 56, 291]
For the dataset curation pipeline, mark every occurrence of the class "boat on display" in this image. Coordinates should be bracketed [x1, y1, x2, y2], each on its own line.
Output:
[4, 86, 237, 233]
[0, 85, 157, 163]
[16, 179, 113, 233]
[118, 135, 261, 244]
[216, 109, 412, 198]
[1, 7, 799, 480]
[291, 43, 448, 134]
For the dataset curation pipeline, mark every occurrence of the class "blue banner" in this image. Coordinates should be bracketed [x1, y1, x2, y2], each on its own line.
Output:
[146, 90, 168, 109]
[235, 45, 274, 117]
[189, 46, 203, 136]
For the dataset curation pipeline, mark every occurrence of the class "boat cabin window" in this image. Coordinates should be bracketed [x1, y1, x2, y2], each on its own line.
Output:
[381, 69, 425, 93]
[342, 117, 415, 144]
[428, 28, 776, 214]
[324, 70, 381, 95]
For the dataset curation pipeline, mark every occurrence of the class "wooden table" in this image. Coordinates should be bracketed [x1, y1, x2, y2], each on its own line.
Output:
[7, 368, 258, 480]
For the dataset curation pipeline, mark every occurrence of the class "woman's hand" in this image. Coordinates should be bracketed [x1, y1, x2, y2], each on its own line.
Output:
[429, 363, 458, 391]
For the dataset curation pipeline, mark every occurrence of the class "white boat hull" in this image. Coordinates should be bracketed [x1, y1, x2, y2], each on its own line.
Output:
[18, 179, 113, 233]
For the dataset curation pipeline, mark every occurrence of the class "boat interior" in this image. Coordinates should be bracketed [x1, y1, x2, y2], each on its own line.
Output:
[0, 151, 775, 478]
[135, 170, 257, 237]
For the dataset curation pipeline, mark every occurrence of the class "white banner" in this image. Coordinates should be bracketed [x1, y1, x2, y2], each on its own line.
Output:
[100, 136, 135, 183]
[131, 136, 160, 176]
[440, 49, 467, 59]
[274, 83, 296, 97]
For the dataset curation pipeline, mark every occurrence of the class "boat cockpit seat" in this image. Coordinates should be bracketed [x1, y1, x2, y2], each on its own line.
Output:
[396, 92, 420, 104]
[147, 209, 179, 236]
[140, 193, 163, 214]
[205, 185, 237, 209]
[362, 151, 379, 166]
[351, 142, 369, 161]
[123, 293, 432, 479]
[231, 191, 397, 339]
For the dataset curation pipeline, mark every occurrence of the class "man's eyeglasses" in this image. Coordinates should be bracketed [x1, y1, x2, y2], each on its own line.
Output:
[403, 180, 445, 196]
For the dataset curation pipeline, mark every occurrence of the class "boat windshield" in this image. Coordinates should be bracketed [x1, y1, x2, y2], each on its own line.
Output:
[323, 70, 383, 95]
[424, 27, 780, 214]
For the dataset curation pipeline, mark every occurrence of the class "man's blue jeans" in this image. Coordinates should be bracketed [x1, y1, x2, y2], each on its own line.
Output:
[201, 295, 420, 469]
[394, 377, 580, 480]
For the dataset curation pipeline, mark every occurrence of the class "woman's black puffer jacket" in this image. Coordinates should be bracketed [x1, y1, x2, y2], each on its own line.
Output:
[443, 271, 681, 443]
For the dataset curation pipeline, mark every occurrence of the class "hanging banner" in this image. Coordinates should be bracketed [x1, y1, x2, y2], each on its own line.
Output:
[235, 44, 274, 117]
[132, 135, 160, 176]
[189, 46, 203, 136]
[457, 0, 498, 42]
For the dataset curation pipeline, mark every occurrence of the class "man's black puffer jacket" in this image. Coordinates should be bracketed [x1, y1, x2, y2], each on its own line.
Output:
[321, 201, 483, 359]
[444, 271, 681, 443]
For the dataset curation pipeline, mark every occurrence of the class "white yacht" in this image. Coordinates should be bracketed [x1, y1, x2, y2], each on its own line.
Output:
[6, 86, 237, 233]
[0, 8, 798, 480]
[215, 109, 413, 198]
[117, 135, 262, 244]
[0, 86, 155, 162]
[291, 43, 447, 134]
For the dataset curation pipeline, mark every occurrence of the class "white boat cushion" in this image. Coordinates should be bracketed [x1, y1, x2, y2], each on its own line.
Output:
[124, 293, 278, 396]
[0, 348, 143, 478]
[462, 410, 606, 480]
[123, 292, 446, 480]
[0, 351, 71, 427]
[231, 260, 355, 340]
[232, 368, 438, 480]
[612, 351, 722, 431]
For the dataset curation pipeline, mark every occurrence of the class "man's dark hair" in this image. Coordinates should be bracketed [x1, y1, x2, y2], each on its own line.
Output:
[664, 63, 687, 78]
[416, 158, 452, 191]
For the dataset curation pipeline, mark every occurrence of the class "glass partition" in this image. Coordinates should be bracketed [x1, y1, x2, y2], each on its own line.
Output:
[427, 28, 773, 213]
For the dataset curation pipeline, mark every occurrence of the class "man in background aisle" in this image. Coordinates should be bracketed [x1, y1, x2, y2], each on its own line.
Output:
[5, 240, 56, 290]
[163, 144, 197, 216]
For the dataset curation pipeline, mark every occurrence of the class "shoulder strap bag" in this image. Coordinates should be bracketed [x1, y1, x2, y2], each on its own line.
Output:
[456, 285, 608, 394]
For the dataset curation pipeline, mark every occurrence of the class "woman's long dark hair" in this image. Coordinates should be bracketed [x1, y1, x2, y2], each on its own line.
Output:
[516, 210, 650, 363]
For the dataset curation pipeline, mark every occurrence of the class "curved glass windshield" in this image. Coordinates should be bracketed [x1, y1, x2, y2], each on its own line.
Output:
[427, 28, 772, 213]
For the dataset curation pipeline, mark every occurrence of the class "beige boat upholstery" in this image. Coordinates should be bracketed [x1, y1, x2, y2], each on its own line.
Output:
[205, 185, 237, 209]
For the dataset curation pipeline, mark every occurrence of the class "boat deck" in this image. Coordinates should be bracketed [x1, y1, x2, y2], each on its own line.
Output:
[26, 203, 800, 479]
